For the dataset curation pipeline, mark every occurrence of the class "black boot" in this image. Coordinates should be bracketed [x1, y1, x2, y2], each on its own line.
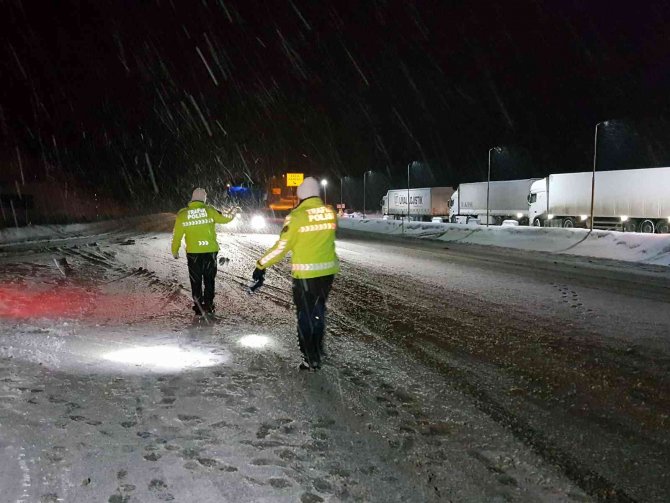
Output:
[298, 359, 313, 371]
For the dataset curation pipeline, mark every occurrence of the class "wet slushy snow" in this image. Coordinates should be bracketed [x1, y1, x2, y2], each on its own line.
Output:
[1, 215, 669, 502]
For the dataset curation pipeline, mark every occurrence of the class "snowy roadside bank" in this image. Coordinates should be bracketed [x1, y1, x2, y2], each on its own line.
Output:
[338, 217, 670, 267]
[0, 214, 175, 248]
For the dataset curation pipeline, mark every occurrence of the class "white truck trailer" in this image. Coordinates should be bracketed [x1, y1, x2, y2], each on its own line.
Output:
[381, 187, 454, 221]
[527, 167, 670, 233]
[449, 178, 540, 225]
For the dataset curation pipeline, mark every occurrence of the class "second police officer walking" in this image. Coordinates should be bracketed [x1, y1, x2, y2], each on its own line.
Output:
[253, 177, 339, 371]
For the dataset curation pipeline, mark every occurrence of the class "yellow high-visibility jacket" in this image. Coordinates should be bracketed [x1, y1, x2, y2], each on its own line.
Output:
[257, 197, 339, 279]
[171, 201, 235, 255]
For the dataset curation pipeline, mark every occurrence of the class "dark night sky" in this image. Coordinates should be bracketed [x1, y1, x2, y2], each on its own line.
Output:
[2, 0, 670, 206]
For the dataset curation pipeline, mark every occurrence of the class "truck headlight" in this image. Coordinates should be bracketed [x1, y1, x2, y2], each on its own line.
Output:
[547, 214, 554, 220]
[516, 212, 523, 219]
[251, 215, 266, 230]
[620, 215, 629, 222]
[580, 214, 588, 221]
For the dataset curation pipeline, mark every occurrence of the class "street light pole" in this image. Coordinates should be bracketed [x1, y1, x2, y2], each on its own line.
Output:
[340, 177, 343, 206]
[363, 171, 367, 217]
[321, 179, 328, 205]
[590, 122, 605, 231]
[407, 162, 411, 224]
[487, 148, 492, 228]
[486, 147, 504, 227]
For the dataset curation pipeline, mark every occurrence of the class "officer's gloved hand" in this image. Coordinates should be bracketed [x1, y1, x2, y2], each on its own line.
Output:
[252, 267, 265, 281]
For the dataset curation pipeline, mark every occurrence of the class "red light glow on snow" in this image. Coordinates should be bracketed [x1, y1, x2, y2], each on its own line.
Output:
[0, 285, 168, 321]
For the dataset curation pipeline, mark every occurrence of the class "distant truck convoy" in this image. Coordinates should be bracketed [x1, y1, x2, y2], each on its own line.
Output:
[449, 179, 540, 225]
[381, 187, 454, 220]
[528, 167, 670, 233]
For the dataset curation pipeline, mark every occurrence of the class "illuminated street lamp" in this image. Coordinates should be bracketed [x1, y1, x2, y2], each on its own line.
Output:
[321, 179, 328, 205]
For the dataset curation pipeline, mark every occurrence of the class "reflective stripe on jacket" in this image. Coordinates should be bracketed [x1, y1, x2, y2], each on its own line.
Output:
[257, 197, 340, 279]
[171, 201, 235, 255]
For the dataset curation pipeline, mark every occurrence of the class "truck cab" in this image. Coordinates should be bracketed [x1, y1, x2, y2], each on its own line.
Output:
[448, 190, 458, 222]
[448, 189, 484, 224]
[528, 178, 548, 226]
[381, 194, 388, 216]
[448, 190, 473, 224]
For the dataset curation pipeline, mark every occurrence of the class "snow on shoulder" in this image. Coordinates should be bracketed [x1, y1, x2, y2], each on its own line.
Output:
[0, 214, 175, 248]
[338, 217, 670, 267]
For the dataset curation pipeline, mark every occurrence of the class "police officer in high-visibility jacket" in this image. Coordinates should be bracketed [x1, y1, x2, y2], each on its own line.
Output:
[172, 188, 237, 315]
[253, 177, 339, 371]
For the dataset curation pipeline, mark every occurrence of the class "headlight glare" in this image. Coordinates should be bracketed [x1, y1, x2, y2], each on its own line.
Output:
[250, 215, 266, 230]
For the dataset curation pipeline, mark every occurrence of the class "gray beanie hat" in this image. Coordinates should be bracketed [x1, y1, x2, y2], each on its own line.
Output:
[296, 177, 320, 201]
[191, 188, 207, 202]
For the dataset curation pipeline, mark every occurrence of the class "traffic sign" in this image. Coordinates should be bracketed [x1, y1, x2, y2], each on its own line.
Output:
[286, 173, 304, 187]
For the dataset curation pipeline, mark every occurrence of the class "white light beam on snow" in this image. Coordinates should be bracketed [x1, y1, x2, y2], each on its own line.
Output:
[238, 334, 271, 349]
[104, 345, 224, 371]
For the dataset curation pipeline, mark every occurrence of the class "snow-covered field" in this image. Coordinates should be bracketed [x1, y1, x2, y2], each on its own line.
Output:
[338, 217, 670, 266]
[1, 214, 669, 502]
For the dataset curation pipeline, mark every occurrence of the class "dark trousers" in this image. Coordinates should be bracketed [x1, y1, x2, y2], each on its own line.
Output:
[292, 275, 334, 367]
[187, 252, 218, 308]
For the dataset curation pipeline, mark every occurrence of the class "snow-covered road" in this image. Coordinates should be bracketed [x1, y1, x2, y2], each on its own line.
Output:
[0, 216, 668, 502]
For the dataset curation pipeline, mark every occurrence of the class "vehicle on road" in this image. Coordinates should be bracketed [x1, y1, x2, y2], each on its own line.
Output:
[221, 182, 282, 233]
[449, 178, 540, 225]
[527, 167, 670, 233]
[342, 210, 364, 219]
[381, 187, 454, 221]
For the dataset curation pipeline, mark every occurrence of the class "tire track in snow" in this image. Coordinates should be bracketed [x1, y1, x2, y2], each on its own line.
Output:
[16, 447, 31, 503]
[324, 256, 655, 502]
[223, 236, 589, 501]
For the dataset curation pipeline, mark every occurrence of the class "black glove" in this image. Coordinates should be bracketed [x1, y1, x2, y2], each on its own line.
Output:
[252, 267, 265, 281]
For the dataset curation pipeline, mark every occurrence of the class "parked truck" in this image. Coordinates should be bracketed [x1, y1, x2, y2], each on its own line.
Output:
[381, 187, 454, 221]
[527, 167, 670, 233]
[449, 178, 540, 225]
